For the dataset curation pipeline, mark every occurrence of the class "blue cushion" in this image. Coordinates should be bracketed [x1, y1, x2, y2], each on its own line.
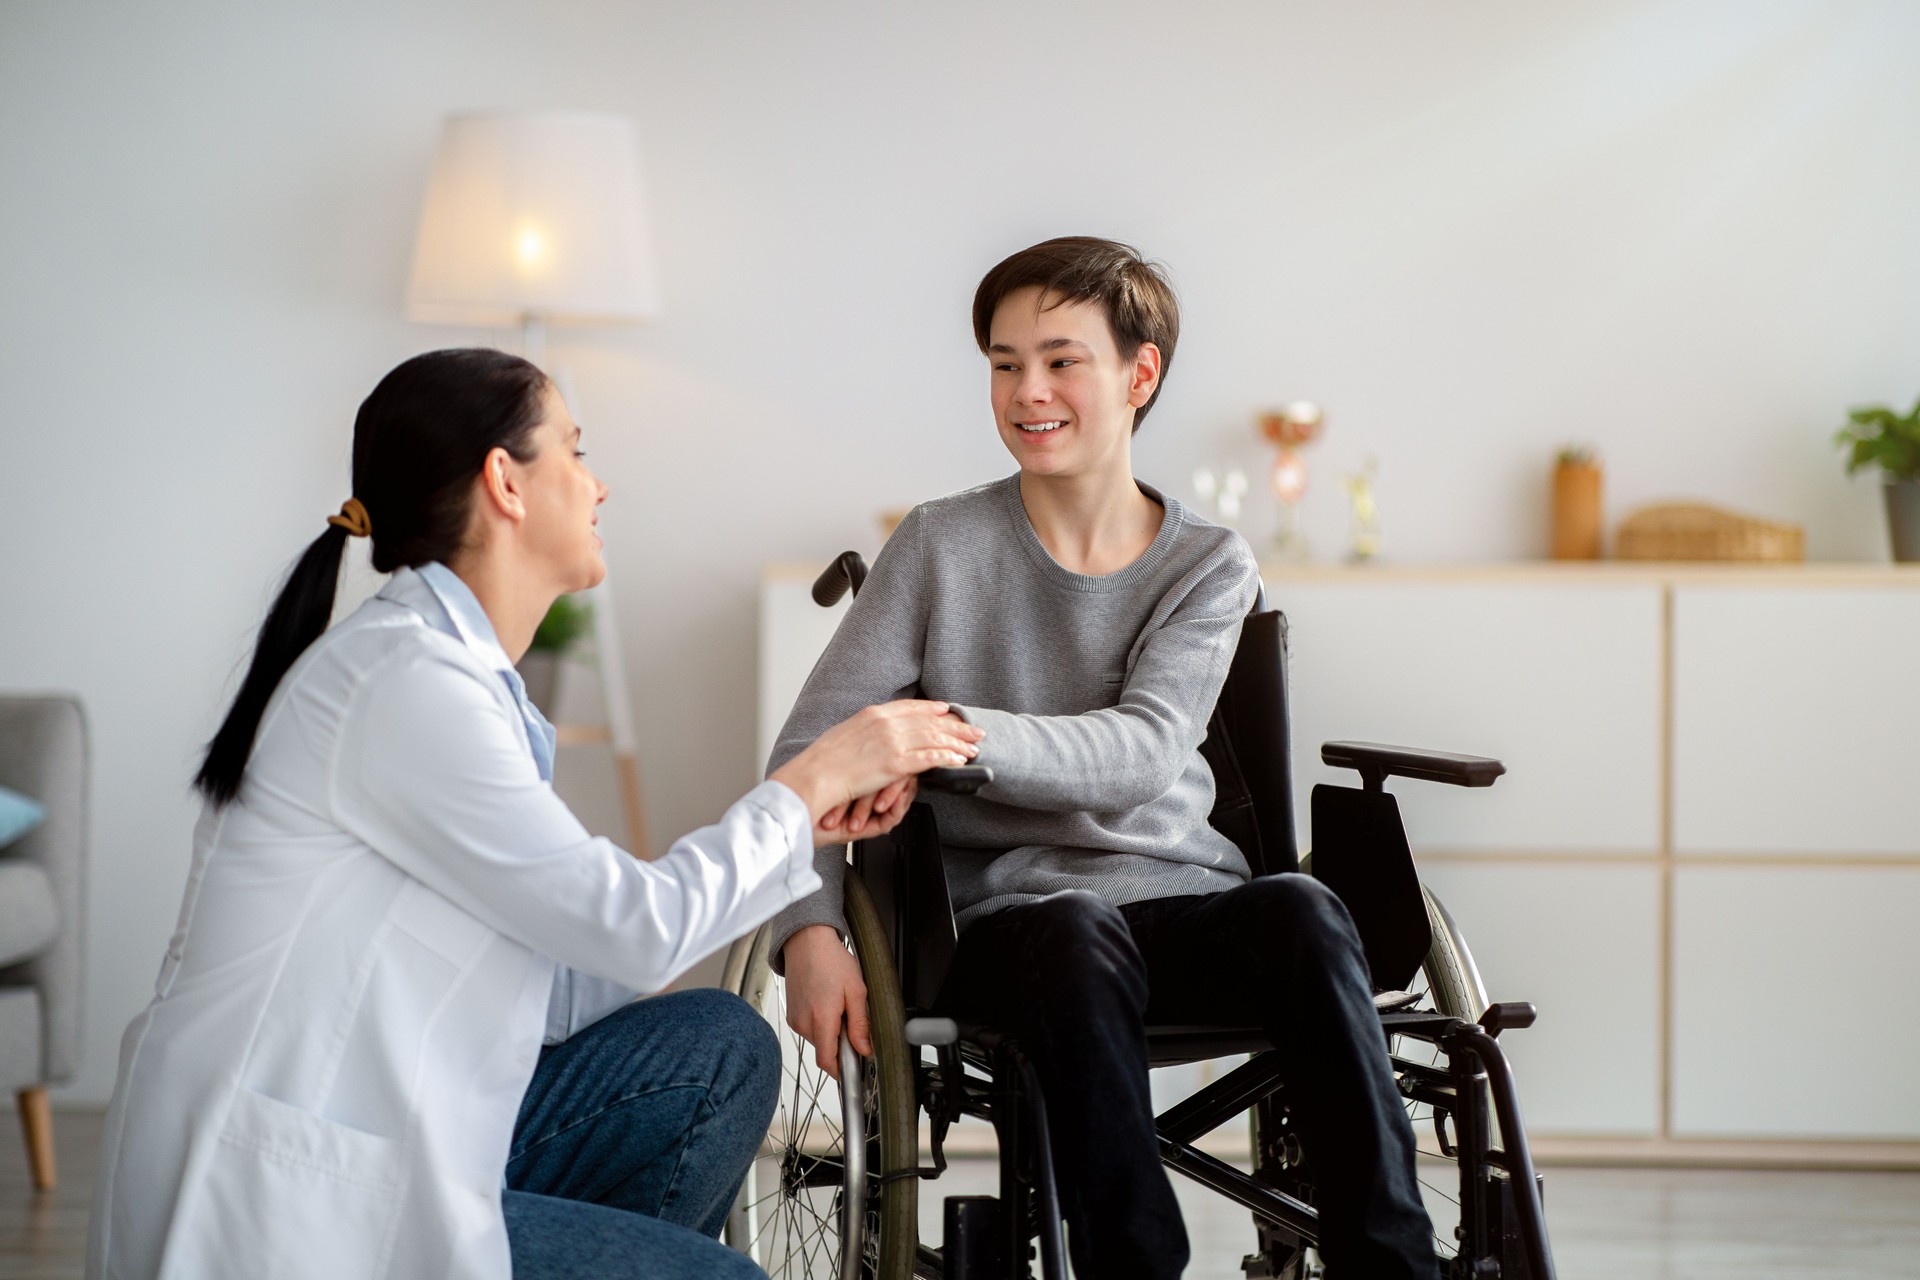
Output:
[0, 786, 43, 849]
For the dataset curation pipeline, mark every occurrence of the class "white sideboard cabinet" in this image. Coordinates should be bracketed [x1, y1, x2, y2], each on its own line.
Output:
[760, 561, 1920, 1163]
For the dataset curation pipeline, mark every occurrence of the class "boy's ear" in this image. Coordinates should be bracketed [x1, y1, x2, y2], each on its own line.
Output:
[1127, 342, 1163, 409]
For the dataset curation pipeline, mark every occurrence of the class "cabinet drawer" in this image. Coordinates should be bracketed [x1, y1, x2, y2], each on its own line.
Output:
[1674, 586, 1920, 856]
[1278, 583, 1663, 854]
[1672, 864, 1920, 1138]
[1418, 862, 1662, 1136]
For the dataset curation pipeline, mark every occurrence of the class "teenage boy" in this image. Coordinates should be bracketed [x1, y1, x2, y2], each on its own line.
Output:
[767, 237, 1438, 1280]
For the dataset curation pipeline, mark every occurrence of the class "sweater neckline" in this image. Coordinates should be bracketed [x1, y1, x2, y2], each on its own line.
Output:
[997, 473, 1187, 594]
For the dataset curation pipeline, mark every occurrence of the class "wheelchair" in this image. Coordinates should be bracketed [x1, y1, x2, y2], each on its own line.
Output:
[723, 551, 1558, 1280]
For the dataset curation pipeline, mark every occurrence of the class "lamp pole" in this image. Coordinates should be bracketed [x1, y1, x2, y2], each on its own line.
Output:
[407, 110, 660, 855]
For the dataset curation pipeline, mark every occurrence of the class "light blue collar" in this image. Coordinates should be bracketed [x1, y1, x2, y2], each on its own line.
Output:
[381, 564, 558, 783]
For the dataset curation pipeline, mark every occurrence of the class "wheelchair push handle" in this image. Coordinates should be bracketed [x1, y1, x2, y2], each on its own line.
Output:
[812, 551, 869, 606]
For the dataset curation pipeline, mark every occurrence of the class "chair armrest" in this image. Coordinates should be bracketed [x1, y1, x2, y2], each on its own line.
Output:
[1321, 740, 1505, 790]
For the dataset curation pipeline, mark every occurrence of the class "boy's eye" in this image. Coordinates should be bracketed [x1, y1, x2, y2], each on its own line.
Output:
[1051, 359, 1077, 369]
[574, 450, 588, 459]
[993, 363, 1017, 373]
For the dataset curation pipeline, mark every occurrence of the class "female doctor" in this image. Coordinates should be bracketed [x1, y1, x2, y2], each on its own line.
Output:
[86, 349, 982, 1280]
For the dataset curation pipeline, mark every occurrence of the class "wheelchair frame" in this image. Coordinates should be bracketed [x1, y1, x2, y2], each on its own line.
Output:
[727, 553, 1558, 1280]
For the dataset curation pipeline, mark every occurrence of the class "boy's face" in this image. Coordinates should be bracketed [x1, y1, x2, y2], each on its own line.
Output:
[986, 286, 1161, 481]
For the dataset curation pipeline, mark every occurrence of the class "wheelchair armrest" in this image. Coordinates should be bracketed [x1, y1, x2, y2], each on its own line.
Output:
[1321, 741, 1505, 791]
[920, 765, 992, 794]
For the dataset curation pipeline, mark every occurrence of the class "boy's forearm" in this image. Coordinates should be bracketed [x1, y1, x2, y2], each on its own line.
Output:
[954, 701, 1192, 811]
[950, 578, 1254, 812]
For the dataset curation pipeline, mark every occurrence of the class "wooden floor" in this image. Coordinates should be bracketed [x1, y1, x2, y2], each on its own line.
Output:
[9, 1110, 1920, 1278]
[0, 1110, 97, 1280]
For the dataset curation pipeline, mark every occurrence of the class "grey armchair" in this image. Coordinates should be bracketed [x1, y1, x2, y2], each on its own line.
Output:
[0, 695, 86, 1191]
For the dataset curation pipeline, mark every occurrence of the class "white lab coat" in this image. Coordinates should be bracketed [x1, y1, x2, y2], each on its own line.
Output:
[87, 567, 820, 1280]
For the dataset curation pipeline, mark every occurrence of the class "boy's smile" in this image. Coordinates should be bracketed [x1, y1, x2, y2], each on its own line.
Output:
[987, 286, 1161, 482]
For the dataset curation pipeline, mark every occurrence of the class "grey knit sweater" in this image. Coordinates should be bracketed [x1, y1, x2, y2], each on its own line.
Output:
[767, 474, 1261, 959]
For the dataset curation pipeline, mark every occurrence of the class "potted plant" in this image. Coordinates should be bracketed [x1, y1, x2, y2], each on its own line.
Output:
[517, 594, 594, 716]
[1834, 397, 1920, 562]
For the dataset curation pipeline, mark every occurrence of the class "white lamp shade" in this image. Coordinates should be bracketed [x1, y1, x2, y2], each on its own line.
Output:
[406, 111, 660, 326]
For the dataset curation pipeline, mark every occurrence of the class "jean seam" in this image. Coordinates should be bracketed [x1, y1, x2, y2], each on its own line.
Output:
[653, 1087, 717, 1225]
[509, 1081, 708, 1168]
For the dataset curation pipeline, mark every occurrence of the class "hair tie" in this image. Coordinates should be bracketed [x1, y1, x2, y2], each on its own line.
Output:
[327, 498, 372, 538]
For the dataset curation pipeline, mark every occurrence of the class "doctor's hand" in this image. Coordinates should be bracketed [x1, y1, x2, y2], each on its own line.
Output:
[772, 700, 980, 847]
[782, 924, 869, 1079]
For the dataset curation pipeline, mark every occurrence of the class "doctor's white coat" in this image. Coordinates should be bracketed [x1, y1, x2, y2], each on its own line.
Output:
[86, 566, 820, 1280]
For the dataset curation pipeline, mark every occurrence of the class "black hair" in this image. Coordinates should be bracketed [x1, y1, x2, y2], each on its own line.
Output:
[194, 348, 549, 807]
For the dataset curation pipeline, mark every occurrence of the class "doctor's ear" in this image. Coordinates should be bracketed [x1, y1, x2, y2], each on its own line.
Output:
[477, 446, 529, 523]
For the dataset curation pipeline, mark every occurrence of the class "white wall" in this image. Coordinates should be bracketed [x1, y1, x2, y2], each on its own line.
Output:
[1, 0, 1916, 1104]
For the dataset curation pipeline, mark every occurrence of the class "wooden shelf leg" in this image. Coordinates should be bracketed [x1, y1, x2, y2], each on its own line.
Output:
[17, 1087, 55, 1191]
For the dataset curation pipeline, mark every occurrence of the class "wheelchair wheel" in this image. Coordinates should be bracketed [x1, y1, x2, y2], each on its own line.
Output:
[1395, 883, 1490, 1269]
[725, 870, 920, 1279]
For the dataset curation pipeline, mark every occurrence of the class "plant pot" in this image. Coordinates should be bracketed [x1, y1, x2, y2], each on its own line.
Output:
[1551, 463, 1604, 560]
[517, 650, 560, 717]
[1886, 479, 1920, 563]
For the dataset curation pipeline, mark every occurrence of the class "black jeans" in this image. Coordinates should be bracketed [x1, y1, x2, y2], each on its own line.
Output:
[936, 876, 1439, 1280]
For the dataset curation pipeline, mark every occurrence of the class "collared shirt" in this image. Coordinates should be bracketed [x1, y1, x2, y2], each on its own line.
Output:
[412, 563, 615, 1044]
[415, 562, 558, 784]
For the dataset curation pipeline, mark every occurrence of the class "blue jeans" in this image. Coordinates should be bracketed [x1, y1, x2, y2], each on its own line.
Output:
[502, 987, 777, 1280]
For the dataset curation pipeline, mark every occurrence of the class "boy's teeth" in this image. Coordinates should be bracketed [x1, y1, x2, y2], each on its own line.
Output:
[1020, 421, 1065, 432]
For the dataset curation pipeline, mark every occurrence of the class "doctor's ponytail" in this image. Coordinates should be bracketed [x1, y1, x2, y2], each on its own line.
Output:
[194, 349, 548, 807]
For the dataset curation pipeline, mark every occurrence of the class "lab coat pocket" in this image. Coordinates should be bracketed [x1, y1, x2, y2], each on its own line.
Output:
[179, 1087, 405, 1277]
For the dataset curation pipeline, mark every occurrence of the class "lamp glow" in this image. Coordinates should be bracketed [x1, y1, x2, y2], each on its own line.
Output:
[406, 111, 659, 327]
[514, 227, 546, 271]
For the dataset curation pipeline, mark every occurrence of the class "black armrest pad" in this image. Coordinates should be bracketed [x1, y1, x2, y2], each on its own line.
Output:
[1321, 741, 1506, 788]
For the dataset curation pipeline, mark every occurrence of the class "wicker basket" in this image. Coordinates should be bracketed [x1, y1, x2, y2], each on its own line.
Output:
[1614, 502, 1804, 562]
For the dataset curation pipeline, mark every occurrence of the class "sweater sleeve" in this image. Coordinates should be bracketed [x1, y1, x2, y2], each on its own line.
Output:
[952, 543, 1259, 813]
[764, 507, 930, 967]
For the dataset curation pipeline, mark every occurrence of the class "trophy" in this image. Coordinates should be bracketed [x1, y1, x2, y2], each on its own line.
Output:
[1259, 401, 1323, 561]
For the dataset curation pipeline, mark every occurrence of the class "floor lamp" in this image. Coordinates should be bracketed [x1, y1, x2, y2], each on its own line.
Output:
[405, 110, 659, 855]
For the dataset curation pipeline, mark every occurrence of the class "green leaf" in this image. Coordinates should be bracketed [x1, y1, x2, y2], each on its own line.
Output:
[1836, 398, 1920, 479]
[529, 594, 595, 653]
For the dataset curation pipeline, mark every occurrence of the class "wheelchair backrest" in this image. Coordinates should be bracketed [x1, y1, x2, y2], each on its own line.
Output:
[1200, 605, 1300, 878]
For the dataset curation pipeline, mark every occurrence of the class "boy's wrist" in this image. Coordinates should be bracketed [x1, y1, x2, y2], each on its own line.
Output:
[783, 924, 844, 969]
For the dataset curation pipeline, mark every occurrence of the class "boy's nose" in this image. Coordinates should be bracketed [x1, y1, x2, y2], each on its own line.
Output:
[1016, 372, 1052, 403]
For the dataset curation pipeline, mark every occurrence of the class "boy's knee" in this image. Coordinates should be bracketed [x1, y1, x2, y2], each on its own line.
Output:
[1020, 892, 1146, 1003]
[1242, 875, 1362, 950]
[1025, 890, 1130, 954]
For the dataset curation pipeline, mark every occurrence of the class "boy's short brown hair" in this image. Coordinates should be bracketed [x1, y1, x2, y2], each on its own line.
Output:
[972, 237, 1180, 431]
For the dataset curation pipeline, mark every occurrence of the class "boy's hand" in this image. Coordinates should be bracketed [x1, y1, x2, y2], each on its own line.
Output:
[816, 776, 919, 846]
[782, 924, 870, 1078]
